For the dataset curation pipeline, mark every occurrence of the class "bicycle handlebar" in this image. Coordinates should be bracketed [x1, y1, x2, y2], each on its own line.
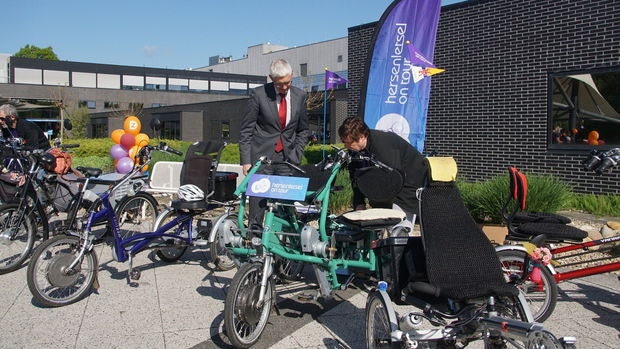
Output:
[583, 148, 620, 174]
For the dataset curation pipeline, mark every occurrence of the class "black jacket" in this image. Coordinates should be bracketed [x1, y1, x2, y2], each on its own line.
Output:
[349, 129, 427, 214]
[1, 119, 51, 151]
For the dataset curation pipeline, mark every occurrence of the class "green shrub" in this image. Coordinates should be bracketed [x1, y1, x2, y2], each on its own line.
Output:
[458, 173, 572, 224]
[567, 194, 620, 217]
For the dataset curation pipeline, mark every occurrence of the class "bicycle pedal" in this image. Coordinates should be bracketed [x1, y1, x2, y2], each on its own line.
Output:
[297, 293, 315, 302]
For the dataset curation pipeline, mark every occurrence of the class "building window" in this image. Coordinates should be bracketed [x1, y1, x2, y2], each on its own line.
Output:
[128, 102, 144, 111]
[79, 100, 96, 109]
[337, 55, 343, 63]
[221, 120, 230, 140]
[91, 123, 108, 138]
[104, 101, 119, 109]
[549, 67, 620, 149]
[300, 63, 308, 77]
[161, 120, 180, 140]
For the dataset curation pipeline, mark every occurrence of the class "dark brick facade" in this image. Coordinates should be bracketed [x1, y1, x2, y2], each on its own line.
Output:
[348, 0, 619, 194]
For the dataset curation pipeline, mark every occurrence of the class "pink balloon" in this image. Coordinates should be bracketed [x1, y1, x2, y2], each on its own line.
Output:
[110, 144, 128, 160]
[120, 133, 135, 151]
[116, 157, 134, 174]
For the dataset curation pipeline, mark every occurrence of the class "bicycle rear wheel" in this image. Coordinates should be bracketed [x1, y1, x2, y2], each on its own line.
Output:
[153, 208, 188, 262]
[498, 249, 558, 322]
[26, 235, 98, 307]
[224, 261, 274, 348]
[209, 213, 239, 271]
[116, 192, 159, 240]
[0, 204, 36, 274]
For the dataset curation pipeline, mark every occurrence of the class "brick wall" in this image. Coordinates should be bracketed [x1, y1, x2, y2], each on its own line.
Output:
[348, 0, 620, 194]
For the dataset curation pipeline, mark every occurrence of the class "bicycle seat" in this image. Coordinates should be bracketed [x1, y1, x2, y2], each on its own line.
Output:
[75, 166, 103, 178]
[406, 157, 518, 301]
[332, 208, 405, 242]
[170, 198, 213, 210]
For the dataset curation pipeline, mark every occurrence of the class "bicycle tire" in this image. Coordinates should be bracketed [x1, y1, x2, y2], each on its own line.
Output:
[26, 235, 98, 307]
[497, 249, 558, 322]
[115, 192, 159, 240]
[365, 290, 399, 349]
[224, 261, 274, 348]
[153, 208, 188, 262]
[0, 204, 36, 274]
[209, 213, 238, 271]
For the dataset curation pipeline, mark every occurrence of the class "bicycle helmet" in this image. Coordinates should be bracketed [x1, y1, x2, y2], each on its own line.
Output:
[177, 184, 205, 201]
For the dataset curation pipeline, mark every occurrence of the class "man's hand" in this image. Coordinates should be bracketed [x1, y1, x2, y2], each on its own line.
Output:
[242, 164, 252, 176]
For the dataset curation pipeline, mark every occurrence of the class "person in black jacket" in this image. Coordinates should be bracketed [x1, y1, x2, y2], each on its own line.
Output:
[0, 104, 51, 151]
[338, 117, 427, 231]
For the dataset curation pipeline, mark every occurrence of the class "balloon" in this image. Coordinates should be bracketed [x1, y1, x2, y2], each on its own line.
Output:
[128, 145, 140, 161]
[116, 157, 134, 174]
[110, 144, 128, 160]
[111, 129, 125, 144]
[588, 130, 599, 141]
[124, 116, 141, 135]
[134, 133, 150, 147]
[140, 164, 149, 173]
[120, 133, 135, 151]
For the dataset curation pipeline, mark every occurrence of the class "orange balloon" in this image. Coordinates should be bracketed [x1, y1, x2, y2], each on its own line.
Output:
[111, 129, 125, 144]
[134, 133, 150, 147]
[128, 145, 140, 161]
[123, 116, 141, 135]
[140, 164, 149, 172]
[588, 130, 599, 141]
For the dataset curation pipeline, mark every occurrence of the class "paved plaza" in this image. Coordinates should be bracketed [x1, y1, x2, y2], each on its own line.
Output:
[0, 238, 618, 348]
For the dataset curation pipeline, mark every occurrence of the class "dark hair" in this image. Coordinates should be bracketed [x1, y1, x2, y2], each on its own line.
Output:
[338, 117, 370, 142]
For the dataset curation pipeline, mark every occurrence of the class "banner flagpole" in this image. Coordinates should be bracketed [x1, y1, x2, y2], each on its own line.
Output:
[323, 69, 349, 160]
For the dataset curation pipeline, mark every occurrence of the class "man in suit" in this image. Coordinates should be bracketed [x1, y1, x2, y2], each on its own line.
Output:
[239, 59, 309, 227]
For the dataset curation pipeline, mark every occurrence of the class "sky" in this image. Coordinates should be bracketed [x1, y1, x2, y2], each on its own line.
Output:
[5, 0, 463, 71]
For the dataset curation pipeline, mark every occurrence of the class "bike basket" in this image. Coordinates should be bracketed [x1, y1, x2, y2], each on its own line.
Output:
[52, 176, 80, 212]
[373, 236, 426, 304]
[0, 177, 19, 202]
[210, 171, 238, 201]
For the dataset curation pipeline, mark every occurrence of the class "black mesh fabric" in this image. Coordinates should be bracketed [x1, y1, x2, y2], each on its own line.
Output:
[419, 185, 518, 300]
[180, 141, 224, 193]
[517, 222, 588, 241]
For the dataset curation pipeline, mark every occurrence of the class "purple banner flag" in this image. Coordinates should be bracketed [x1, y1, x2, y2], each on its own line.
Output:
[325, 70, 349, 90]
[360, 0, 441, 151]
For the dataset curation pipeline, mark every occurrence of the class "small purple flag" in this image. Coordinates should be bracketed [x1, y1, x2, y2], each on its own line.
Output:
[406, 41, 436, 68]
[325, 70, 349, 90]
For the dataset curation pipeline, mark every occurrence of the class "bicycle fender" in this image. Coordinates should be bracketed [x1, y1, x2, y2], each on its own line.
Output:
[154, 206, 175, 229]
[495, 244, 558, 275]
[208, 211, 238, 244]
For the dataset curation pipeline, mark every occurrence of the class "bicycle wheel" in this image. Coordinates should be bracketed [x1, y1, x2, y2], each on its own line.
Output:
[209, 213, 238, 271]
[224, 261, 274, 348]
[26, 235, 98, 307]
[0, 204, 36, 274]
[498, 249, 558, 322]
[365, 290, 398, 349]
[153, 208, 187, 262]
[115, 192, 159, 240]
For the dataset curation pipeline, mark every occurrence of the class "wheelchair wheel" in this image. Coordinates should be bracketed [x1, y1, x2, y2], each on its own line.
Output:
[497, 249, 558, 322]
[365, 290, 398, 349]
[224, 261, 274, 348]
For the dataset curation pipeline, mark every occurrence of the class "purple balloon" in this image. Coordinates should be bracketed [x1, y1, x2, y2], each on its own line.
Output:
[110, 144, 128, 160]
[116, 157, 134, 174]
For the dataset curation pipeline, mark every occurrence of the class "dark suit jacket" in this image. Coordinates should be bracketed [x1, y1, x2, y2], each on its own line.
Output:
[239, 83, 308, 166]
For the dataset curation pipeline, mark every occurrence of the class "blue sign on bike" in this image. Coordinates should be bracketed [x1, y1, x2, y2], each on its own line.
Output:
[246, 174, 309, 201]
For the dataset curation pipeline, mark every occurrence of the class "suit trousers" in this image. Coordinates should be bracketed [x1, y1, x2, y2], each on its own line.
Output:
[248, 151, 294, 228]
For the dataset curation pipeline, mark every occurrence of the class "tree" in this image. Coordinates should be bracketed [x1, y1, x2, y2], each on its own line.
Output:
[14, 45, 59, 60]
[65, 106, 89, 139]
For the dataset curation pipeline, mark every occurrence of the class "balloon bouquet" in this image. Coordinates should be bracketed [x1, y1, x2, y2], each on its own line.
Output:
[109, 116, 150, 174]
